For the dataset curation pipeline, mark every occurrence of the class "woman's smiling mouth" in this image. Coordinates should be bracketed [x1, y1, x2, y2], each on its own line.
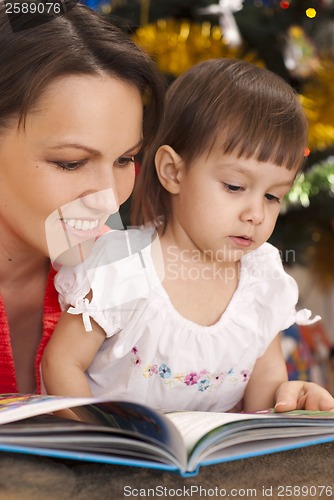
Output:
[64, 218, 99, 231]
[61, 217, 101, 239]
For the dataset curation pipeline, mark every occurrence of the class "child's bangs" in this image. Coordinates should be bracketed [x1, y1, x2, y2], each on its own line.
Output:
[214, 100, 308, 172]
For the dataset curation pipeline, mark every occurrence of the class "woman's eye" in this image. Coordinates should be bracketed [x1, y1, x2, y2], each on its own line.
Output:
[53, 160, 86, 171]
[115, 156, 135, 168]
[265, 193, 281, 203]
[223, 183, 243, 193]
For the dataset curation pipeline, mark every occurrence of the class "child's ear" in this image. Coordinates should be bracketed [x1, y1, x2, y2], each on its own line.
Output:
[155, 145, 184, 194]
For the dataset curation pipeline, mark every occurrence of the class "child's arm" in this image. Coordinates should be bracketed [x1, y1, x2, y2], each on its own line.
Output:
[243, 335, 288, 413]
[42, 311, 105, 397]
[243, 334, 334, 413]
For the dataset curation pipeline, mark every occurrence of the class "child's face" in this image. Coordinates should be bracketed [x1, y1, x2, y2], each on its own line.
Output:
[172, 149, 297, 262]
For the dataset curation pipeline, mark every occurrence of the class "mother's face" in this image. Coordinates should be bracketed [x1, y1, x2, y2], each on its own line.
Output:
[0, 74, 143, 265]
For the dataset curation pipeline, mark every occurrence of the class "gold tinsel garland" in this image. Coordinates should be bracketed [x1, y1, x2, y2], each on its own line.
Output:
[133, 19, 261, 77]
[300, 61, 334, 152]
[134, 21, 334, 152]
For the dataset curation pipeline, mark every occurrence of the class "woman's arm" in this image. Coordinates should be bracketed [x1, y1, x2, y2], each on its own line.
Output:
[42, 311, 105, 397]
[243, 335, 288, 413]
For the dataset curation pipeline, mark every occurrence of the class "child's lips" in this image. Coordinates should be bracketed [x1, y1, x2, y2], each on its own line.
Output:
[229, 235, 253, 248]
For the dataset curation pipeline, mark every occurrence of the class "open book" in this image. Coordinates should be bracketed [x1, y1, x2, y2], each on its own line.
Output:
[0, 394, 334, 477]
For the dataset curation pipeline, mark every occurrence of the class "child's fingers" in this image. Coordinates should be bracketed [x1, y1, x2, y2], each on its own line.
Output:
[275, 381, 334, 412]
[302, 385, 334, 411]
[274, 380, 305, 412]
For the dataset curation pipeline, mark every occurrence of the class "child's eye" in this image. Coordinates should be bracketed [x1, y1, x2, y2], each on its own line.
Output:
[115, 156, 135, 168]
[265, 193, 281, 203]
[223, 183, 243, 193]
[53, 160, 87, 171]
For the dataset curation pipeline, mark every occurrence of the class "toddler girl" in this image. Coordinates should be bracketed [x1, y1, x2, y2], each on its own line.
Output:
[42, 59, 334, 413]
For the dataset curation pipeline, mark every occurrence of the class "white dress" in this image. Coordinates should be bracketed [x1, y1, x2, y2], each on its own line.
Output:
[54, 228, 318, 412]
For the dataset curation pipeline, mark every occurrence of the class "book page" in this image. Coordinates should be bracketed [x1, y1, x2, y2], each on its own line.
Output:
[0, 395, 189, 470]
[0, 395, 97, 425]
[165, 411, 267, 453]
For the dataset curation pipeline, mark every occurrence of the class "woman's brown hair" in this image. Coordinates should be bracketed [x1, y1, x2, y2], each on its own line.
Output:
[0, 0, 165, 151]
[132, 58, 308, 227]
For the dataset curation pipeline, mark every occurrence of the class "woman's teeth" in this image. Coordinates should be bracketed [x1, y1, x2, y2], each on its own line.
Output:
[64, 219, 99, 231]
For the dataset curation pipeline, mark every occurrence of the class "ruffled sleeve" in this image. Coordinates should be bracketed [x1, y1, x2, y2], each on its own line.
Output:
[241, 243, 320, 355]
[55, 263, 90, 314]
[54, 230, 153, 337]
[295, 308, 321, 325]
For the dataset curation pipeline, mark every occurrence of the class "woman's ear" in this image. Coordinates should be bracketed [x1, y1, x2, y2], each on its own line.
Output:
[155, 145, 184, 194]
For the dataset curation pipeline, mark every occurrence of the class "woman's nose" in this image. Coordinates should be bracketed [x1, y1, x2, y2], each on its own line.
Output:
[81, 187, 119, 214]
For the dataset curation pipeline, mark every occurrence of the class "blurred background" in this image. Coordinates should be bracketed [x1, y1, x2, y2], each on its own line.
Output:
[83, 0, 334, 392]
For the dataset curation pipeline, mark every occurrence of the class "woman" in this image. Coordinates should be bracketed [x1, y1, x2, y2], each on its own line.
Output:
[0, 0, 164, 394]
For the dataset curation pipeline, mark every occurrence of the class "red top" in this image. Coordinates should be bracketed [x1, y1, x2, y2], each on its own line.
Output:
[0, 267, 61, 394]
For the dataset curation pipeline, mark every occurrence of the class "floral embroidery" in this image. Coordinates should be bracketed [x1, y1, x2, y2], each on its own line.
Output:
[130, 346, 141, 366]
[184, 372, 199, 385]
[197, 377, 210, 392]
[173, 373, 185, 383]
[130, 346, 254, 392]
[212, 372, 225, 385]
[159, 363, 171, 379]
[240, 369, 251, 382]
[143, 364, 158, 378]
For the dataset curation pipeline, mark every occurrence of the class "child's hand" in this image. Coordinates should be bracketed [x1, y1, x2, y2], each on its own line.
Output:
[275, 381, 334, 412]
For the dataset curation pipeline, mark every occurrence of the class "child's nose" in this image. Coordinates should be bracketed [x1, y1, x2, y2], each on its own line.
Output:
[241, 198, 265, 225]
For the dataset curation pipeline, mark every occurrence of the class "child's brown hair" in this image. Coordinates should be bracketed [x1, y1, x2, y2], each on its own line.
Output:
[132, 58, 308, 227]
